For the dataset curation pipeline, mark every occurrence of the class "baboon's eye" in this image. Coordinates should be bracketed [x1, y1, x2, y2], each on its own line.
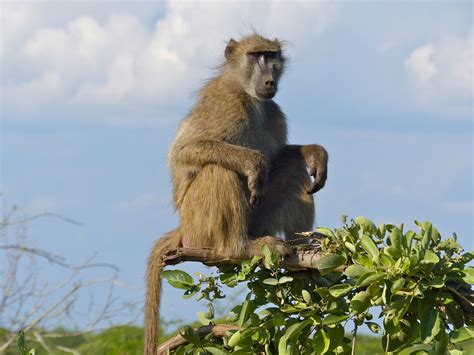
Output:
[266, 51, 278, 59]
[247, 52, 261, 60]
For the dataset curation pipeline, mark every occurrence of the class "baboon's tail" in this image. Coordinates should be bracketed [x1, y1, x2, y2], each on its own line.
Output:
[145, 229, 181, 355]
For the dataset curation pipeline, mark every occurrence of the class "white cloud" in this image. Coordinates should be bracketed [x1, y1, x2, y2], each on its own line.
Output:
[405, 44, 437, 83]
[2, 1, 339, 122]
[404, 30, 473, 115]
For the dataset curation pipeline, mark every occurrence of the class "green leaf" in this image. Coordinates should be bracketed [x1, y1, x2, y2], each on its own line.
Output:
[361, 234, 380, 257]
[391, 278, 405, 292]
[352, 252, 373, 267]
[344, 264, 370, 279]
[450, 326, 474, 343]
[161, 270, 195, 290]
[278, 276, 294, 284]
[302, 290, 312, 304]
[350, 291, 371, 314]
[262, 278, 278, 285]
[378, 223, 387, 238]
[421, 250, 440, 264]
[403, 230, 415, 249]
[274, 311, 285, 327]
[388, 228, 403, 258]
[238, 295, 257, 326]
[397, 343, 432, 355]
[183, 285, 200, 299]
[17, 330, 27, 355]
[355, 216, 377, 235]
[278, 320, 311, 354]
[326, 326, 345, 352]
[179, 325, 201, 345]
[313, 254, 346, 275]
[281, 304, 299, 313]
[228, 330, 242, 347]
[356, 272, 386, 288]
[420, 223, 432, 250]
[429, 275, 445, 288]
[322, 313, 349, 325]
[460, 267, 474, 284]
[446, 300, 465, 329]
[328, 284, 353, 298]
[366, 322, 380, 333]
[261, 245, 273, 269]
[204, 346, 226, 354]
[315, 227, 335, 238]
[344, 242, 356, 253]
[438, 238, 463, 253]
[379, 253, 395, 267]
[313, 328, 330, 354]
[419, 301, 441, 343]
[197, 311, 212, 325]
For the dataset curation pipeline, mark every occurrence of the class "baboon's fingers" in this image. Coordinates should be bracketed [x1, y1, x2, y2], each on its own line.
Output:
[307, 169, 327, 194]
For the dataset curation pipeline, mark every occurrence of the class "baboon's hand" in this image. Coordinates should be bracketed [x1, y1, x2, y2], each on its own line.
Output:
[244, 152, 269, 206]
[302, 144, 328, 194]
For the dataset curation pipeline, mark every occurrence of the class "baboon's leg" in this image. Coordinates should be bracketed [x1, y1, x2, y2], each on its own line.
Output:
[249, 154, 314, 242]
[179, 164, 290, 257]
[179, 164, 250, 257]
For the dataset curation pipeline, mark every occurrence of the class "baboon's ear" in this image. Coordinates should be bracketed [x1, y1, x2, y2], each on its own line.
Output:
[225, 39, 238, 60]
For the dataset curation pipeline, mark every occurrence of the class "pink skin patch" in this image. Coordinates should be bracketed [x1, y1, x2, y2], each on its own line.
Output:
[181, 235, 190, 248]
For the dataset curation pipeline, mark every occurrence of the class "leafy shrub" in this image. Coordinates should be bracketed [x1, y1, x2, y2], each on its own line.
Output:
[163, 217, 473, 354]
[75, 325, 144, 354]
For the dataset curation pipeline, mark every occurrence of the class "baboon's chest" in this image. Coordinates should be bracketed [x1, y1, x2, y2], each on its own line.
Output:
[229, 111, 284, 158]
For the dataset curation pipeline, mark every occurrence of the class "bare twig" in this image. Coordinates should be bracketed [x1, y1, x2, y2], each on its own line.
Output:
[446, 285, 474, 308]
[3, 212, 83, 227]
[0, 207, 138, 353]
[56, 345, 80, 355]
[0, 244, 118, 271]
[157, 324, 240, 354]
[351, 322, 358, 355]
[34, 331, 53, 353]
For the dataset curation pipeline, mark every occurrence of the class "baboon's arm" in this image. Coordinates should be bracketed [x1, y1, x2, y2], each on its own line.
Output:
[171, 140, 268, 205]
[279, 144, 328, 194]
[172, 140, 265, 174]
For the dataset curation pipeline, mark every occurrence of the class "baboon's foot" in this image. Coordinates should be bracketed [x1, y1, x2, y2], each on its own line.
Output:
[248, 236, 292, 259]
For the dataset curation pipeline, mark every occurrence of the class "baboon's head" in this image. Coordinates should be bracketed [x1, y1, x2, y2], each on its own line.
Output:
[224, 34, 286, 100]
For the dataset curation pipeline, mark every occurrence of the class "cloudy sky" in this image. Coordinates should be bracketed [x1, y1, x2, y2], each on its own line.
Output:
[1, 0, 472, 327]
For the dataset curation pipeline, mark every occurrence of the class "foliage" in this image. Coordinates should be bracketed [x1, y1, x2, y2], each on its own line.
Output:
[5, 325, 383, 354]
[17, 330, 35, 355]
[75, 325, 145, 354]
[5, 325, 166, 354]
[162, 216, 473, 354]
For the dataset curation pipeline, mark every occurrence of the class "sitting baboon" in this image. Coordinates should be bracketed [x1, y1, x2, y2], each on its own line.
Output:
[145, 33, 328, 354]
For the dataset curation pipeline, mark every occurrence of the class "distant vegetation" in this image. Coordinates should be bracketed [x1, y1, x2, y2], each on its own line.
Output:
[6, 325, 384, 354]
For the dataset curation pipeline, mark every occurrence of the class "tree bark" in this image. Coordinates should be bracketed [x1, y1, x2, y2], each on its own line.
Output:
[161, 246, 327, 270]
[157, 324, 240, 354]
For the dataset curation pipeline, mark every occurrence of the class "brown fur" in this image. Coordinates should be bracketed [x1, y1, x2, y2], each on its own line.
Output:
[145, 34, 328, 354]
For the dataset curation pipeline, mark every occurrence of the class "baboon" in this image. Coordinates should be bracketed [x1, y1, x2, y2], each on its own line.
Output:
[145, 34, 328, 354]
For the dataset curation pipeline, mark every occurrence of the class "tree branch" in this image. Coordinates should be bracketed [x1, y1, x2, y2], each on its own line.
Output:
[157, 324, 240, 354]
[161, 245, 328, 271]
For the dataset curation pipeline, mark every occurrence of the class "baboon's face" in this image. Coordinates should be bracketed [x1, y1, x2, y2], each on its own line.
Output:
[246, 51, 283, 100]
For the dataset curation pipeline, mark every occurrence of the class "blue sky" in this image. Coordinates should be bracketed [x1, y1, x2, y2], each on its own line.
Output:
[1, 1, 472, 328]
